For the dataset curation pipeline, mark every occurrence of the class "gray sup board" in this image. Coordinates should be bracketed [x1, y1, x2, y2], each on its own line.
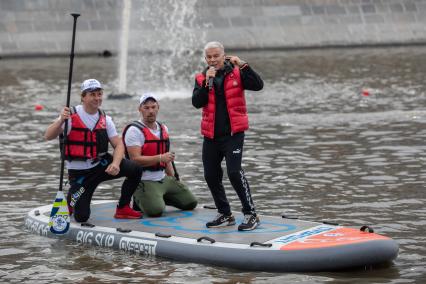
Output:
[25, 200, 398, 272]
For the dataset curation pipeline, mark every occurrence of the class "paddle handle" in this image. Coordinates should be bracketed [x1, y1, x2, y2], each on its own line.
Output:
[59, 13, 80, 192]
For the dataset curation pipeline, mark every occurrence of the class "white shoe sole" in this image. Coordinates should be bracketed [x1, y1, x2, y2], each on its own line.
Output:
[206, 220, 236, 228]
[238, 221, 260, 231]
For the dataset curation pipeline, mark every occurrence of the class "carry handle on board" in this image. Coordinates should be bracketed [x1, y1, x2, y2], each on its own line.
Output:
[197, 236, 216, 244]
[117, 228, 132, 233]
[155, 232, 172, 238]
[250, 242, 272, 248]
[360, 225, 374, 233]
[81, 222, 95, 228]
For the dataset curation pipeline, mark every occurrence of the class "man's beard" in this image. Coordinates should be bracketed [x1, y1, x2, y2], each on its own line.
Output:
[146, 115, 156, 123]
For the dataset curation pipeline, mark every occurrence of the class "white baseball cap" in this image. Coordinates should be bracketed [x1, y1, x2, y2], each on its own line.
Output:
[139, 92, 157, 105]
[81, 79, 103, 92]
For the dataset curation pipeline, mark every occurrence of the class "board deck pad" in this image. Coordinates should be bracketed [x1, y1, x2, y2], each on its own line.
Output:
[45, 202, 315, 244]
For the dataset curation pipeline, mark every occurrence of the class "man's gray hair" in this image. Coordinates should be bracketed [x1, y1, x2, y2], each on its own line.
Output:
[204, 41, 225, 54]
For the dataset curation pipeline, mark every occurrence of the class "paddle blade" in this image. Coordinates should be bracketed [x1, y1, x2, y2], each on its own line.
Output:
[49, 191, 70, 234]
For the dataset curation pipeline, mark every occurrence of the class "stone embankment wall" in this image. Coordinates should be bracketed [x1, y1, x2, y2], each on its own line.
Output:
[0, 0, 425, 57]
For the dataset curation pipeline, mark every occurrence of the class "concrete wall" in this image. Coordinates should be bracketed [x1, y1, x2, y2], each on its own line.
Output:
[1, 0, 426, 57]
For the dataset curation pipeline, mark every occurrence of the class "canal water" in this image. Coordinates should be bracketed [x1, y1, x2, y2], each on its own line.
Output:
[0, 46, 425, 283]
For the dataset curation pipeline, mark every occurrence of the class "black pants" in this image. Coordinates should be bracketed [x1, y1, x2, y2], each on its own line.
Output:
[202, 132, 256, 216]
[67, 154, 142, 222]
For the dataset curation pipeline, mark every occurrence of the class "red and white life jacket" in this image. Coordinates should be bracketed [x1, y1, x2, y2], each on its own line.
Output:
[61, 107, 109, 161]
[195, 66, 249, 139]
[122, 121, 169, 171]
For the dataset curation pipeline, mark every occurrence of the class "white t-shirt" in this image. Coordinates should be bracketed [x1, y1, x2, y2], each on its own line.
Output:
[124, 120, 169, 181]
[63, 105, 118, 170]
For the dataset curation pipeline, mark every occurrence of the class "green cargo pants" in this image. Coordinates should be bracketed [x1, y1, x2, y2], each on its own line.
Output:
[133, 176, 197, 217]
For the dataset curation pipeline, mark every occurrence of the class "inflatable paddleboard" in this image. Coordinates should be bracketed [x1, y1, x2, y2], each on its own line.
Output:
[25, 200, 398, 272]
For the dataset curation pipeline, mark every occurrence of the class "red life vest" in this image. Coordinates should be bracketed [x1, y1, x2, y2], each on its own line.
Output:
[122, 121, 169, 171]
[195, 66, 248, 139]
[61, 107, 109, 161]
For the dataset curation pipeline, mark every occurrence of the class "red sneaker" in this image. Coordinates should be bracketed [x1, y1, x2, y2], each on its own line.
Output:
[114, 204, 142, 219]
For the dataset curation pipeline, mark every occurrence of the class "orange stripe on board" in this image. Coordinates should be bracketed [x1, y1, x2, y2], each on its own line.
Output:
[280, 227, 390, 250]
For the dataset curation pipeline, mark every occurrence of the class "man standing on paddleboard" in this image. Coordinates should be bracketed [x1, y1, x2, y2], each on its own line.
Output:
[192, 41, 264, 231]
[45, 78, 143, 222]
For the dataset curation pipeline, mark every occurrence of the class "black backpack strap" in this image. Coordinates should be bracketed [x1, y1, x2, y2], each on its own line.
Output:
[122, 121, 145, 141]
[131, 121, 145, 130]
[157, 122, 170, 152]
[122, 121, 145, 159]
[94, 108, 106, 127]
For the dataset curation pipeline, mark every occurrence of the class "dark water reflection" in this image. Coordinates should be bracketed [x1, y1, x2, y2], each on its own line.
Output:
[0, 47, 425, 283]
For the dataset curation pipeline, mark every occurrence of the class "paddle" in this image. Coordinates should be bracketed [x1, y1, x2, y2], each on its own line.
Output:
[172, 161, 180, 181]
[49, 13, 80, 234]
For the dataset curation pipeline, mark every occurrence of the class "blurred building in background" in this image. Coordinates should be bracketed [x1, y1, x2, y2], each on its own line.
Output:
[0, 0, 425, 57]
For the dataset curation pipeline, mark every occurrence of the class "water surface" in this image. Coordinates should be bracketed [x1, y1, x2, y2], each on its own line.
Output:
[0, 47, 425, 283]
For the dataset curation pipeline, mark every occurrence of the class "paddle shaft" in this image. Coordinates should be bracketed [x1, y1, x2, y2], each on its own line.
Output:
[166, 141, 180, 181]
[172, 161, 180, 181]
[58, 13, 80, 192]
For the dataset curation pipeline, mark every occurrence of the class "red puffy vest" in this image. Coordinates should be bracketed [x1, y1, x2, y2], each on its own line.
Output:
[62, 107, 109, 161]
[122, 121, 169, 171]
[195, 66, 248, 139]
